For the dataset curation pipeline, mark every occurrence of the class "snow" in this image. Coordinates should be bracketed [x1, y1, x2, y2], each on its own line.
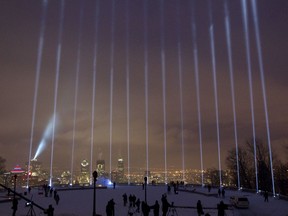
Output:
[1, 185, 288, 216]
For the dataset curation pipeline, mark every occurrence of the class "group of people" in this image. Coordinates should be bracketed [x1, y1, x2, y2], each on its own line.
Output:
[42, 184, 60, 205]
[107, 187, 230, 216]
[119, 193, 170, 216]
[197, 199, 227, 216]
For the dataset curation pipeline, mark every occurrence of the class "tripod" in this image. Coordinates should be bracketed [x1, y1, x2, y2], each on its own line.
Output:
[167, 207, 178, 216]
[26, 204, 36, 216]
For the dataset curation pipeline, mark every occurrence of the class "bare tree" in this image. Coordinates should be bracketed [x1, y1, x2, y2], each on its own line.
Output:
[0, 156, 6, 174]
[246, 138, 273, 191]
[226, 147, 254, 189]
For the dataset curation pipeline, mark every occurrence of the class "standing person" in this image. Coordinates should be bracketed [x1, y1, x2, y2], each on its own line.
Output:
[217, 201, 226, 216]
[161, 194, 170, 216]
[221, 188, 225, 198]
[167, 185, 171, 194]
[218, 188, 221, 197]
[129, 194, 133, 207]
[109, 199, 115, 216]
[197, 200, 204, 216]
[135, 198, 141, 213]
[12, 198, 18, 216]
[152, 200, 160, 216]
[106, 200, 112, 216]
[208, 184, 211, 193]
[122, 193, 128, 206]
[55, 193, 60, 205]
[49, 188, 53, 197]
[264, 191, 269, 202]
[141, 201, 150, 216]
[47, 204, 54, 216]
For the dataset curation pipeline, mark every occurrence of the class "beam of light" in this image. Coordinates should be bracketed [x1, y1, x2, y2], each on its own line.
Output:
[49, 0, 65, 187]
[241, 0, 258, 192]
[160, 0, 167, 184]
[70, 4, 84, 186]
[125, 0, 131, 185]
[176, 1, 185, 182]
[33, 114, 57, 160]
[224, 0, 240, 190]
[191, 1, 204, 186]
[90, 0, 100, 185]
[27, 0, 48, 187]
[251, 0, 275, 196]
[109, 0, 115, 180]
[143, 0, 149, 181]
[209, 3, 222, 186]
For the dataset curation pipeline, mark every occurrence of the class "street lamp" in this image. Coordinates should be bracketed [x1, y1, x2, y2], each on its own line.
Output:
[92, 171, 98, 216]
[144, 176, 147, 203]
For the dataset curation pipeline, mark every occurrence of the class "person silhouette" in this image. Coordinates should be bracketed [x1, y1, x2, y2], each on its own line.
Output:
[152, 200, 160, 216]
[161, 194, 171, 216]
[217, 201, 226, 216]
[47, 204, 54, 216]
[12, 198, 18, 216]
[197, 200, 204, 216]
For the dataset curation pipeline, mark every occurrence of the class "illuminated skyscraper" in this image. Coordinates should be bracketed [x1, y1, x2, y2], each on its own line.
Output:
[117, 158, 124, 183]
[96, 160, 105, 177]
[79, 159, 90, 185]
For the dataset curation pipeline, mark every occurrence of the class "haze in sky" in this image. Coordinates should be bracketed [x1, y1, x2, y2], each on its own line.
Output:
[0, 0, 287, 173]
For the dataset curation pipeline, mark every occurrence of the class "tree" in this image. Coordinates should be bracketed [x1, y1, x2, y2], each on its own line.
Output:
[273, 160, 288, 195]
[226, 147, 254, 189]
[246, 138, 273, 191]
[0, 156, 6, 174]
[0, 156, 6, 185]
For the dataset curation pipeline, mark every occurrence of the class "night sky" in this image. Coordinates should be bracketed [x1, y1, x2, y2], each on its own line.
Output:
[0, 0, 287, 174]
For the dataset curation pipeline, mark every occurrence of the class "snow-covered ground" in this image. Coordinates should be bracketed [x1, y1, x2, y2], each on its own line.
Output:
[1, 185, 288, 216]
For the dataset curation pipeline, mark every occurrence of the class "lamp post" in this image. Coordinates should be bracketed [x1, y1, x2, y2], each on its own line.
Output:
[92, 171, 98, 216]
[144, 176, 147, 203]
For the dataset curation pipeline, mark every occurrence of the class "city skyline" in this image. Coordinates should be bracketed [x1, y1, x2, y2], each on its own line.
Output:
[0, 0, 287, 177]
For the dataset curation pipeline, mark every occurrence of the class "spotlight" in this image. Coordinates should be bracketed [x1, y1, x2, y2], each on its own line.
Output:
[25, 202, 32, 207]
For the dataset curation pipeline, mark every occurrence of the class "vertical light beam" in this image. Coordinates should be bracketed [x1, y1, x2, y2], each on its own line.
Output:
[209, 2, 222, 186]
[143, 0, 149, 181]
[241, 0, 259, 192]
[125, 0, 131, 185]
[109, 0, 115, 180]
[224, 0, 241, 189]
[176, 1, 185, 182]
[90, 0, 100, 184]
[49, 0, 65, 186]
[71, 3, 84, 186]
[251, 0, 275, 196]
[160, 0, 168, 184]
[27, 0, 48, 187]
[191, 1, 204, 186]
